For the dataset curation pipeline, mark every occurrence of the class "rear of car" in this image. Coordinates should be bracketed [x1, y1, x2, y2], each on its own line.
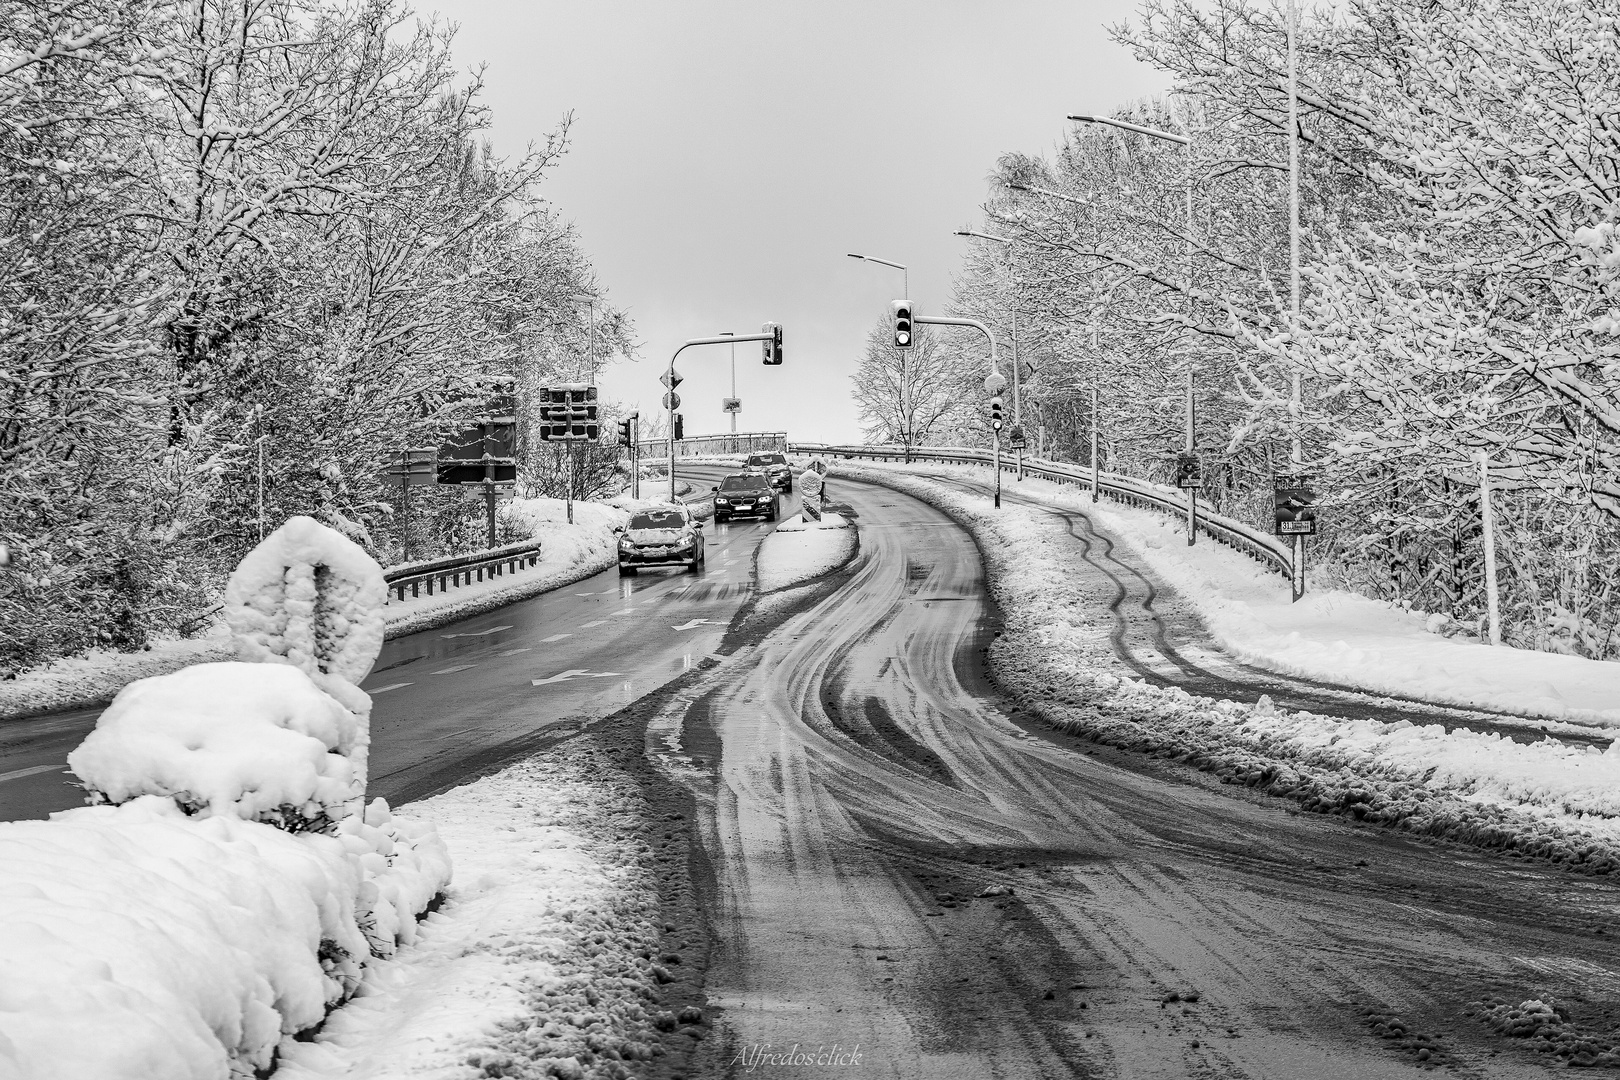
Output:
[745, 452, 793, 492]
[712, 473, 779, 522]
[617, 506, 705, 574]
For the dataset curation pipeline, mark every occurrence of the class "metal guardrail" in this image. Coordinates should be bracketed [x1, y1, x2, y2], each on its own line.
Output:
[383, 539, 544, 602]
[791, 443, 1292, 578]
[638, 431, 788, 459]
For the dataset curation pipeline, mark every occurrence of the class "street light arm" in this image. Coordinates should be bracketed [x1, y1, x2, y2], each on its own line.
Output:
[1067, 113, 1189, 146]
[953, 229, 1012, 245]
[915, 314, 999, 375]
[846, 253, 907, 272]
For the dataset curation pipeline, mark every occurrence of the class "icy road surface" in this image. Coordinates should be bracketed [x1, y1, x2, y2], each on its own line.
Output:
[656, 472, 1620, 1079]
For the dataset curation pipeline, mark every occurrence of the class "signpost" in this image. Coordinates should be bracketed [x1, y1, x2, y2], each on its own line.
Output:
[1273, 473, 1316, 602]
[439, 419, 517, 549]
[385, 448, 437, 562]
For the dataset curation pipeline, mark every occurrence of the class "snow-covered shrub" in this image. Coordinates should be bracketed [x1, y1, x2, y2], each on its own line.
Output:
[0, 796, 371, 1080]
[66, 661, 365, 830]
[223, 513, 387, 720]
[0, 515, 453, 1077]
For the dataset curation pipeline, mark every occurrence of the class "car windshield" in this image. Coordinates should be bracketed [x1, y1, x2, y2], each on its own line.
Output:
[748, 454, 786, 465]
[720, 476, 766, 492]
[629, 510, 685, 529]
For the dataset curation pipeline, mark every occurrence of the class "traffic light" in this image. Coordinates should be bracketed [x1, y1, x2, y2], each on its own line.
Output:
[673, 413, 684, 440]
[617, 418, 633, 446]
[989, 396, 1003, 430]
[891, 300, 913, 349]
[536, 384, 599, 440]
[761, 322, 783, 365]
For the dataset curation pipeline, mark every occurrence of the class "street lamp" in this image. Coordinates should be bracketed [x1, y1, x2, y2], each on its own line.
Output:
[847, 252, 913, 456]
[952, 229, 1026, 480]
[722, 331, 736, 436]
[1068, 111, 1199, 546]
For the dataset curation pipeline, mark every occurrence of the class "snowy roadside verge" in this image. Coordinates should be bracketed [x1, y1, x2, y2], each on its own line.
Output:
[0, 498, 638, 723]
[838, 463, 1620, 875]
[860, 461, 1620, 730]
[271, 749, 672, 1080]
[755, 512, 856, 593]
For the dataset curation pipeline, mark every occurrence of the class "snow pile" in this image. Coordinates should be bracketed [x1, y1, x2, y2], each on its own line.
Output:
[840, 464, 1620, 872]
[272, 751, 669, 1080]
[756, 512, 857, 592]
[1, 797, 371, 1080]
[0, 635, 237, 724]
[67, 662, 363, 829]
[0, 517, 452, 1079]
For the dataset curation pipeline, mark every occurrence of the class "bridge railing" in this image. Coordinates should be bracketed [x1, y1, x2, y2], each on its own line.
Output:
[637, 431, 788, 460]
[790, 442, 1291, 579]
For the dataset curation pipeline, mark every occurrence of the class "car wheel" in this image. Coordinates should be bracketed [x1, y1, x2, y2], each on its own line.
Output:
[618, 562, 636, 577]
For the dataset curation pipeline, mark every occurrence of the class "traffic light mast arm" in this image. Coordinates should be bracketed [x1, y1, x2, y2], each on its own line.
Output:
[665, 332, 778, 504]
[913, 314, 1001, 376]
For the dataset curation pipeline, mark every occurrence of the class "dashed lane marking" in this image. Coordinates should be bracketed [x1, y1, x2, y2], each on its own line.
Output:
[439, 625, 512, 639]
[540, 634, 571, 643]
[367, 682, 413, 693]
[580, 620, 605, 628]
[497, 648, 531, 656]
[0, 763, 64, 784]
[430, 665, 476, 675]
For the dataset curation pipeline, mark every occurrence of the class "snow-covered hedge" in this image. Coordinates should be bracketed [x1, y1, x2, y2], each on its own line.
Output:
[0, 517, 451, 1080]
[840, 464, 1620, 874]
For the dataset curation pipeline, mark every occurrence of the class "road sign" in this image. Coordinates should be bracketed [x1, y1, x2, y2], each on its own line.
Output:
[1175, 452, 1204, 489]
[663, 391, 680, 410]
[660, 369, 683, 390]
[722, 397, 741, 413]
[1274, 473, 1317, 535]
[386, 446, 438, 486]
[984, 371, 1007, 395]
[1008, 425, 1026, 450]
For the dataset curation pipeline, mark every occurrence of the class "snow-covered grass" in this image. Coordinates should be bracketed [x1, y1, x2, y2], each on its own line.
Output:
[272, 750, 669, 1080]
[756, 512, 856, 592]
[838, 463, 1620, 874]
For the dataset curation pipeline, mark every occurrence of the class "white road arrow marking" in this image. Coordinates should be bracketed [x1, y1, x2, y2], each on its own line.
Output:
[531, 669, 622, 687]
[671, 619, 713, 631]
[440, 625, 513, 639]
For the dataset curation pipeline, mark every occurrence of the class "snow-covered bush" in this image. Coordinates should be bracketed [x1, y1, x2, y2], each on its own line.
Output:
[0, 516, 451, 1078]
[66, 662, 365, 830]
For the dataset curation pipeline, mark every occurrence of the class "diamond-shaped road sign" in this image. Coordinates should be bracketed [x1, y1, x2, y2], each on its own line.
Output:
[660, 369, 683, 390]
[663, 391, 681, 410]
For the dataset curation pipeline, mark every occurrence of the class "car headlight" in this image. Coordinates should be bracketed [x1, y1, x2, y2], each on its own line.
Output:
[757, 497, 772, 504]
[715, 497, 729, 504]
[619, 537, 634, 549]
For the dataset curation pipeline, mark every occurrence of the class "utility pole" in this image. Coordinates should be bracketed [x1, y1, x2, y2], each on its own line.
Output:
[727, 332, 737, 434]
[1287, 0, 1305, 601]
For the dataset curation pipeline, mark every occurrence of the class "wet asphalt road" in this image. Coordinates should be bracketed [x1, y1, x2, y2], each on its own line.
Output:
[0, 463, 765, 821]
[651, 468, 1620, 1079]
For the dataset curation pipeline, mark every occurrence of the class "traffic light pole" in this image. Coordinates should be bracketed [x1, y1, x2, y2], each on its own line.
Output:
[630, 413, 640, 501]
[665, 333, 776, 505]
[914, 315, 1003, 508]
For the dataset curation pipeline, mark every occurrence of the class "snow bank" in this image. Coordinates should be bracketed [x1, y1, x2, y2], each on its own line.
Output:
[756, 513, 857, 592]
[0, 518, 452, 1079]
[0, 636, 237, 725]
[272, 751, 668, 1080]
[840, 464, 1620, 873]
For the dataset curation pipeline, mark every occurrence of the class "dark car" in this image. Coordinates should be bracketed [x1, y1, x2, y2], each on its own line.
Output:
[712, 473, 778, 522]
[745, 452, 793, 492]
[616, 505, 705, 575]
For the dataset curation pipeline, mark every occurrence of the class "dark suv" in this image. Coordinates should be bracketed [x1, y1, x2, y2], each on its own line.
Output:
[616, 505, 705, 575]
[745, 452, 793, 492]
[712, 473, 778, 523]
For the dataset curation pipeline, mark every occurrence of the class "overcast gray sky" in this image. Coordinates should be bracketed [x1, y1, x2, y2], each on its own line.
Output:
[422, 1, 1169, 443]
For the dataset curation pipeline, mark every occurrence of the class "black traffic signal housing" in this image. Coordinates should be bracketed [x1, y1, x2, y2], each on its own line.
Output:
[761, 322, 784, 365]
[989, 396, 1003, 431]
[617, 418, 633, 447]
[673, 413, 684, 441]
[891, 300, 914, 349]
